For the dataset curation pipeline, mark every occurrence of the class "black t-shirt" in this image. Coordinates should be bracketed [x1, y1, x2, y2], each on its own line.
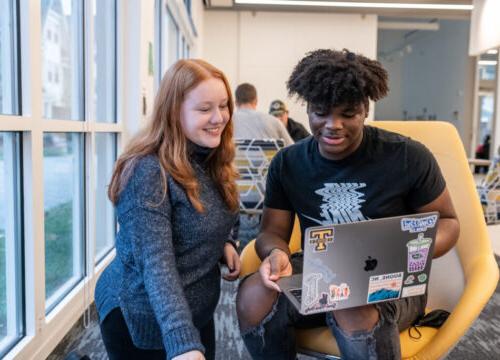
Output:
[265, 126, 446, 245]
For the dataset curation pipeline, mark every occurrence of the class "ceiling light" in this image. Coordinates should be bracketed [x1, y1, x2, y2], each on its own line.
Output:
[486, 49, 499, 55]
[234, 0, 474, 10]
[478, 60, 498, 66]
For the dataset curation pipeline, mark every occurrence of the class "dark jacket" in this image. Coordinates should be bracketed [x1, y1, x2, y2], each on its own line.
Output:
[287, 118, 310, 142]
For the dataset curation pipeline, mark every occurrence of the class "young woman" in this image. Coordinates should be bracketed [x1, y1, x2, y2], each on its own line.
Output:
[95, 59, 241, 360]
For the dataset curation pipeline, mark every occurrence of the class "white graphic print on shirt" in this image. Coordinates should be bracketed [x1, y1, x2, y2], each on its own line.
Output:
[303, 182, 369, 225]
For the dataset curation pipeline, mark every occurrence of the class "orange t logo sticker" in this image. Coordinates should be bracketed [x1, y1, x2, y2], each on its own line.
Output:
[309, 228, 334, 252]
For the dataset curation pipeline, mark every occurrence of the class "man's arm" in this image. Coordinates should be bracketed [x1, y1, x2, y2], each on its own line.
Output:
[256, 207, 294, 259]
[416, 187, 460, 258]
[255, 207, 295, 291]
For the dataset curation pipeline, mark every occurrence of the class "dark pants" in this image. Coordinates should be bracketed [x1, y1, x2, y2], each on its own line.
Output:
[100, 307, 216, 360]
[240, 253, 426, 360]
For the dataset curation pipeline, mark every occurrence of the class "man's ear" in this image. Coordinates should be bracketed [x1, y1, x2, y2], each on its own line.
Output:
[364, 102, 370, 118]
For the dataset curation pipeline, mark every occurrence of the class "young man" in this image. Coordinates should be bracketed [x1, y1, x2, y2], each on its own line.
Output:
[236, 49, 460, 360]
[269, 99, 310, 142]
[232, 83, 293, 146]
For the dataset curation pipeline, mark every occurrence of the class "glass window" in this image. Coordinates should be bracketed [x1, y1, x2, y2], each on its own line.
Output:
[0, 132, 24, 356]
[44, 133, 84, 312]
[93, 0, 117, 123]
[95, 133, 116, 261]
[41, 0, 84, 120]
[160, 9, 179, 76]
[0, 0, 19, 115]
[184, 0, 191, 15]
[180, 36, 190, 60]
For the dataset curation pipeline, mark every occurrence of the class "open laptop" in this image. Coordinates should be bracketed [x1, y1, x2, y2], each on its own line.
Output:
[277, 212, 439, 315]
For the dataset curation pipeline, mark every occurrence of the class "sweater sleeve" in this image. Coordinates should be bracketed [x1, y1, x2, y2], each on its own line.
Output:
[126, 158, 204, 359]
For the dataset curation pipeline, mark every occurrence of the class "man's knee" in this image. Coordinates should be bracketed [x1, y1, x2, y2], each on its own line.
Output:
[333, 305, 380, 334]
[236, 273, 278, 331]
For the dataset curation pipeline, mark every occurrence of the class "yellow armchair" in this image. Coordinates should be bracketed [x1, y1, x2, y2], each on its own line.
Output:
[239, 121, 499, 359]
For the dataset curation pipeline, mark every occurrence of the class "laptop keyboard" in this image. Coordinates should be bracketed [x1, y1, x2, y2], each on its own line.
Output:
[290, 288, 302, 303]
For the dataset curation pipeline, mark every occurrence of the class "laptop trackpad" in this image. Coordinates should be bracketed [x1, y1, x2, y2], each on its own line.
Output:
[277, 274, 302, 290]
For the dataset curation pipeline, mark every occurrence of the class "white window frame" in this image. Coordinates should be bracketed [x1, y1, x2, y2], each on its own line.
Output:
[0, 133, 23, 358]
[155, 0, 196, 88]
[0, 0, 125, 358]
[0, 0, 20, 115]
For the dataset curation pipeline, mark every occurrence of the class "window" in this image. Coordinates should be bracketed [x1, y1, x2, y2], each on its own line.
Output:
[1, 0, 123, 356]
[43, 133, 84, 312]
[93, 0, 117, 123]
[159, 8, 179, 77]
[184, 0, 191, 15]
[95, 133, 117, 261]
[41, 0, 84, 120]
[0, 132, 23, 357]
[0, 0, 19, 115]
[181, 36, 186, 59]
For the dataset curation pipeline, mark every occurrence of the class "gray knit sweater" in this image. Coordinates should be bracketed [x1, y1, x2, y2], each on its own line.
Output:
[94, 146, 237, 359]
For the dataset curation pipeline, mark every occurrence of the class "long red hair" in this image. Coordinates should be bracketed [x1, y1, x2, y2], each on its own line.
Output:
[108, 59, 239, 213]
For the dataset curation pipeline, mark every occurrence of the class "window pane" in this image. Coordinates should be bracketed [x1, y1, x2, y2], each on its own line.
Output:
[41, 0, 83, 120]
[161, 9, 179, 75]
[0, 132, 23, 356]
[95, 133, 116, 261]
[93, 0, 117, 123]
[181, 36, 186, 59]
[0, 0, 18, 115]
[44, 133, 84, 312]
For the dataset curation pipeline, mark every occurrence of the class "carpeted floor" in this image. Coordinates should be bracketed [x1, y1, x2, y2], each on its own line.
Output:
[446, 256, 500, 360]
[49, 225, 500, 359]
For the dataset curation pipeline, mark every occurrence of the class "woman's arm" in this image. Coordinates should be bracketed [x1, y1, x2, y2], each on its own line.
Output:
[126, 206, 205, 358]
[123, 157, 204, 359]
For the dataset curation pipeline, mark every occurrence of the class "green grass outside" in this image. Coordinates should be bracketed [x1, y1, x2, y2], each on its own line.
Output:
[45, 201, 73, 299]
[0, 200, 74, 340]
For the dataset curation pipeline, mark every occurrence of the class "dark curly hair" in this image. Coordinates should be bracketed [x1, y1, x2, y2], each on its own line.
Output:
[287, 49, 389, 110]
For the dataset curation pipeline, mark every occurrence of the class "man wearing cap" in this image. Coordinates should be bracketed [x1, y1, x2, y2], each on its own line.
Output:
[233, 83, 293, 146]
[269, 100, 310, 142]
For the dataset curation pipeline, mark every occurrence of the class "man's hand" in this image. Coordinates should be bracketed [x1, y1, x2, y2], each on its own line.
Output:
[259, 248, 292, 292]
[223, 242, 241, 281]
[172, 350, 205, 360]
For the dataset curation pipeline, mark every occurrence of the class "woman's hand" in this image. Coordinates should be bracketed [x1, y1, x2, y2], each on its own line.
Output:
[172, 350, 205, 360]
[223, 242, 241, 281]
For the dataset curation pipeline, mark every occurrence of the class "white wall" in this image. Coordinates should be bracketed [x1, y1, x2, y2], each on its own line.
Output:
[375, 20, 473, 145]
[469, 0, 500, 158]
[376, 30, 405, 120]
[469, 0, 500, 56]
[203, 11, 378, 129]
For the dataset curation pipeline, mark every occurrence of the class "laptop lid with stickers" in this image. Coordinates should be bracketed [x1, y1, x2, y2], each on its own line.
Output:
[296, 212, 439, 315]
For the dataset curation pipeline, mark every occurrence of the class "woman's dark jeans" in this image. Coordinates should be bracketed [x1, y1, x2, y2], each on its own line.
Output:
[100, 307, 215, 360]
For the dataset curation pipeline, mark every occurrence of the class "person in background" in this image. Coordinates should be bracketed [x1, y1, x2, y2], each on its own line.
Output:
[269, 99, 310, 142]
[475, 134, 491, 174]
[233, 83, 294, 146]
[95, 59, 241, 360]
[236, 49, 459, 360]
